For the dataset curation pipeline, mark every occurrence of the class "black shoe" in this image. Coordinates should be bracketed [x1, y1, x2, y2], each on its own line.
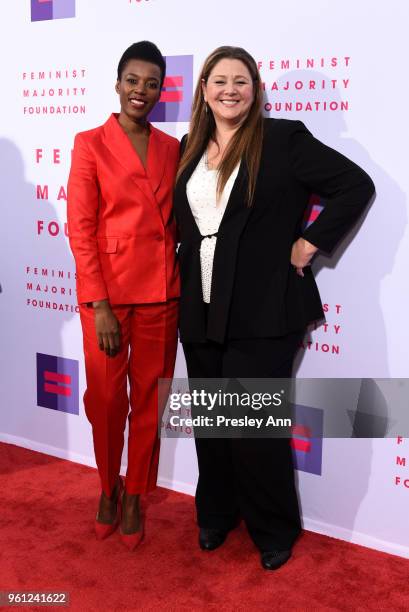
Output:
[199, 528, 228, 551]
[260, 549, 292, 570]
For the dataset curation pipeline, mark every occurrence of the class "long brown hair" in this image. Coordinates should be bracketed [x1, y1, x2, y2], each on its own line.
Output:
[176, 46, 264, 206]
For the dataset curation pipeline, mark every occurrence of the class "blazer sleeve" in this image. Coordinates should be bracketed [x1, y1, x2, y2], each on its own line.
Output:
[67, 133, 109, 304]
[288, 121, 375, 254]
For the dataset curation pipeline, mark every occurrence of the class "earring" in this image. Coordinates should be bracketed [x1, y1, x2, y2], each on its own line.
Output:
[204, 101, 208, 114]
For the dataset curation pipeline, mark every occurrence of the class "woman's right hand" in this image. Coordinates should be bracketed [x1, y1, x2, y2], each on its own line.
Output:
[290, 238, 318, 277]
[92, 300, 121, 357]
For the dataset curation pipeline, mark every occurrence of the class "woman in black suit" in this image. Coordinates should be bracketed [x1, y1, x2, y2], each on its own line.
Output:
[174, 46, 374, 570]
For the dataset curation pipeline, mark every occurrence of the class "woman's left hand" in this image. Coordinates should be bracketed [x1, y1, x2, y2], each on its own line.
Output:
[290, 238, 318, 277]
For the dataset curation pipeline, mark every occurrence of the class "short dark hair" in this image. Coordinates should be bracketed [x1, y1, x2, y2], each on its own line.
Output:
[117, 41, 166, 86]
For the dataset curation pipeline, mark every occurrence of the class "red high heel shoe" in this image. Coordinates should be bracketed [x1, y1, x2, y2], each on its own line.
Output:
[94, 477, 123, 541]
[119, 491, 144, 551]
[120, 524, 144, 551]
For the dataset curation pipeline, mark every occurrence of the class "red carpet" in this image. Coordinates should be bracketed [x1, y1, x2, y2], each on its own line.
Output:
[1, 442, 408, 611]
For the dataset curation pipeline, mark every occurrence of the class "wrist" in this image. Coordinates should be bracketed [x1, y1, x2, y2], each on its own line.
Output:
[92, 299, 110, 310]
[301, 238, 318, 257]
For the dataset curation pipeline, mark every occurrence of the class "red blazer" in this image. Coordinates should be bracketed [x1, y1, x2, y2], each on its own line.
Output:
[67, 113, 180, 305]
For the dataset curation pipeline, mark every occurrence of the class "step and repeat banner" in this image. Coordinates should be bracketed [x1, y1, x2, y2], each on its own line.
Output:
[0, 0, 408, 558]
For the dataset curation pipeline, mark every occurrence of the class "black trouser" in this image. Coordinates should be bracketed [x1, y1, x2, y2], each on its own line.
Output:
[182, 330, 303, 552]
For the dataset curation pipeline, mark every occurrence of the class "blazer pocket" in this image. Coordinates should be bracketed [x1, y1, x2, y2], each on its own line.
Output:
[97, 237, 118, 253]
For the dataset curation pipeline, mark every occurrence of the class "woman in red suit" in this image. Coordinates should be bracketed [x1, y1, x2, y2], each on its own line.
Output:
[67, 41, 179, 549]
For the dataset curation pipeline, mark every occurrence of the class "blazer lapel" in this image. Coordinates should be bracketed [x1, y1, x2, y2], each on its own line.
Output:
[206, 160, 254, 342]
[219, 159, 251, 229]
[175, 152, 204, 242]
[102, 113, 163, 220]
[146, 126, 168, 194]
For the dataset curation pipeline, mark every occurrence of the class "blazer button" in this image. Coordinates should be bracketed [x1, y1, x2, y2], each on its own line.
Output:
[155, 235, 164, 241]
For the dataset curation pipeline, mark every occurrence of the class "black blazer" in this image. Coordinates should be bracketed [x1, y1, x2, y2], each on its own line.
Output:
[174, 119, 375, 344]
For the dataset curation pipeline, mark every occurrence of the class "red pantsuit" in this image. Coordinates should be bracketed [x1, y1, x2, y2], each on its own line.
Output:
[67, 113, 180, 497]
[80, 301, 178, 496]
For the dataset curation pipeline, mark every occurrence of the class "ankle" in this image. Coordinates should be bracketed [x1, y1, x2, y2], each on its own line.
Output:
[123, 492, 140, 508]
[101, 478, 122, 504]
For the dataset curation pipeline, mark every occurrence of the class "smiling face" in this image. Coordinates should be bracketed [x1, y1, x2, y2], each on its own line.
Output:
[115, 58, 162, 124]
[202, 58, 255, 128]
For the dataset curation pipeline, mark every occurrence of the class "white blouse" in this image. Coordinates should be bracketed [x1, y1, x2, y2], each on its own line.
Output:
[186, 153, 240, 303]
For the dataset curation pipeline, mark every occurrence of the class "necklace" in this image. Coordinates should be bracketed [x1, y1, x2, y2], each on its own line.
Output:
[204, 151, 217, 171]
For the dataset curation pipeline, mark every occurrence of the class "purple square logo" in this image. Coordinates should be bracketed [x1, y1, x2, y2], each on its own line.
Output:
[291, 404, 323, 475]
[36, 353, 79, 415]
[149, 55, 193, 122]
[31, 0, 75, 22]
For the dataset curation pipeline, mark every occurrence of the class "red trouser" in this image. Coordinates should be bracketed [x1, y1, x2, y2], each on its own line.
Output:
[79, 300, 178, 497]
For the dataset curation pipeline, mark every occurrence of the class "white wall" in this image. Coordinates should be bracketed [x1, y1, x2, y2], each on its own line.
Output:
[0, 0, 408, 558]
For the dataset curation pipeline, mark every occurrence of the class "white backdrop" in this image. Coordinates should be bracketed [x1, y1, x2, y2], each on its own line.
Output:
[0, 0, 408, 558]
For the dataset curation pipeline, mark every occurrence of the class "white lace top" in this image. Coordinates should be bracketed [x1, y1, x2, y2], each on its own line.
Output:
[186, 153, 240, 303]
